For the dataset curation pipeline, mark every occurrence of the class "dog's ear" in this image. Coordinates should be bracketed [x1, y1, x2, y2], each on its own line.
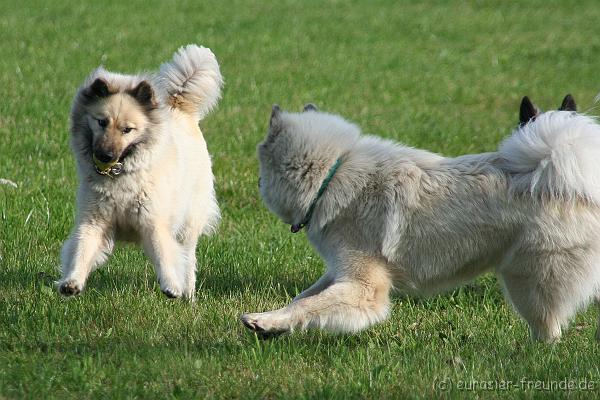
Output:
[271, 104, 281, 119]
[558, 94, 576, 112]
[303, 103, 318, 112]
[128, 81, 157, 108]
[270, 104, 282, 129]
[87, 78, 112, 98]
[266, 104, 284, 141]
[519, 96, 540, 126]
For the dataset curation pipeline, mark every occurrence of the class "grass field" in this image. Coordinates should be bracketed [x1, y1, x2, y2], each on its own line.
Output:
[2, 0, 600, 398]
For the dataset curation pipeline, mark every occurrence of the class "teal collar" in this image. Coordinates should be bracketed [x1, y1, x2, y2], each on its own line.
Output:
[291, 158, 342, 233]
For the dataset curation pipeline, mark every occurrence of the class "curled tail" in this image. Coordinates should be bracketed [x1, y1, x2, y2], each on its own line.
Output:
[156, 44, 223, 121]
[499, 111, 600, 203]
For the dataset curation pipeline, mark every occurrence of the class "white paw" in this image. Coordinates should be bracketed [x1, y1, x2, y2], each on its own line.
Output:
[58, 279, 84, 296]
[530, 327, 562, 343]
[161, 285, 182, 298]
[160, 278, 184, 298]
[240, 311, 290, 336]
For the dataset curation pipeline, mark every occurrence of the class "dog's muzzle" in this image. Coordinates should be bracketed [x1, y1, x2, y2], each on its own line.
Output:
[93, 154, 123, 177]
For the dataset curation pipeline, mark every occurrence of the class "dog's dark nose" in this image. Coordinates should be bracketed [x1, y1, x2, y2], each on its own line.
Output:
[94, 150, 115, 163]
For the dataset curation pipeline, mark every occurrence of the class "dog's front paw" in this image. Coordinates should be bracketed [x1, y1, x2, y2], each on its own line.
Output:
[158, 276, 184, 299]
[160, 284, 183, 299]
[240, 311, 290, 338]
[161, 288, 182, 298]
[58, 279, 84, 296]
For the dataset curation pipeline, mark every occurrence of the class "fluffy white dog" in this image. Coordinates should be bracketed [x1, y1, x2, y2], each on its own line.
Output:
[242, 96, 600, 342]
[59, 45, 222, 300]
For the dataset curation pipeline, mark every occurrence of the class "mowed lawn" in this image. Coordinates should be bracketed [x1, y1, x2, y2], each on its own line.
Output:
[1, 0, 600, 398]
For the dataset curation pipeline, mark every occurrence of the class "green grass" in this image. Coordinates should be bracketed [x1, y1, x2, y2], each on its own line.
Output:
[1, 0, 600, 398]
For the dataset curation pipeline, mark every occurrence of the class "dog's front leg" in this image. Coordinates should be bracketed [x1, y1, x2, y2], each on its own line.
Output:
[242, 256, 392, 335]
[292, 271, 334, 302]
[242, 280, 390, 335]
[59, 221, 111, 296]
[142, 226, 185, 298]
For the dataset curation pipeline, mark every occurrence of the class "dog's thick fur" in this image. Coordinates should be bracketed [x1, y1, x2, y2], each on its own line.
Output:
[242, 101, 600, 342]
[59, 45, 222, 300]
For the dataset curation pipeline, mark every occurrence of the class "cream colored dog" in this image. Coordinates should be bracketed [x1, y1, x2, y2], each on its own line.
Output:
[59, 45, 222, 300]
[242, 98, 600, 342]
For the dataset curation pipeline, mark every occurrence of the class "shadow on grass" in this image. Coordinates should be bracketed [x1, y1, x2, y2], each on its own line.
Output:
[0, 256, 505, 313]
[199, 267, 315, 298]
[1, 334, 249, 356]
[0, 261, 316, 302]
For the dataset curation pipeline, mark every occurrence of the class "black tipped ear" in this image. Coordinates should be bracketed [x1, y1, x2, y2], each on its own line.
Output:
[88, 78, 111, 98]
[558, 94, 576, 112]
[270, 104, 282, 128]
[519, 96, 540, 126]
[271, 104, 281, 116]
[303, 103, 318, 112]
[128, 81, 156, 108]
[267, 104, 284, 141]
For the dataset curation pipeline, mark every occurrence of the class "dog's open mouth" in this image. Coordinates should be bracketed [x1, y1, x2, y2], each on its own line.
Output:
[93, 156, 123, 177]
[93, 143, 138, 177]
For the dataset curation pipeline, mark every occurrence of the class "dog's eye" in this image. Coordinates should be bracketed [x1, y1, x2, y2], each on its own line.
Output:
[97, 119, 108, 128]
[122, 127, 133, 134]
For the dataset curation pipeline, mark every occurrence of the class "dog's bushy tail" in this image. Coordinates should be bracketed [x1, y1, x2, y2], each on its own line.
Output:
[499, 111, 600, 203]
[156, 44, 223, 122]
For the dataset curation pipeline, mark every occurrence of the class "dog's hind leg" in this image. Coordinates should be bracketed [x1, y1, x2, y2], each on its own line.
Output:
[142, 226, 185, 298]
[498, 250, 592, 343]
[241, 255, 392, 335]
[59, 221, 113, 296]
[501, 269, 563, 342]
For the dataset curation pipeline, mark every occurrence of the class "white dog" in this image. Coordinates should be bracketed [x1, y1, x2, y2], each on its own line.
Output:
[242, 96, 600, 342]
[59, 45, 222, 300]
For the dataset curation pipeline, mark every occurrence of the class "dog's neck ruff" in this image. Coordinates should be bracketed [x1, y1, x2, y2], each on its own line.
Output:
[291, 158, 342, 233]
